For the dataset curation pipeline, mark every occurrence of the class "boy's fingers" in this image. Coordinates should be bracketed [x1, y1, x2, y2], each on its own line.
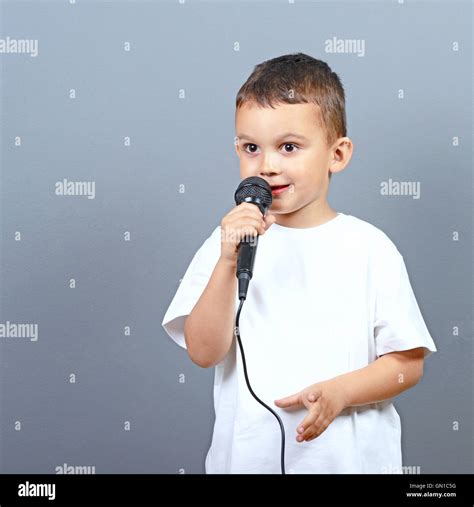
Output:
[301, 389, 322, 410]
[296, 405, 321, 436]
[227, 202, 261, 217]
[304, 416, 329, 441]
[274, 392, 301, 408]
[275, 389, 321, 409]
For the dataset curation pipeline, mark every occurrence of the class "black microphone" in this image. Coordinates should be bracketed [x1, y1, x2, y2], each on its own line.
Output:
[233, 177, 273, 300]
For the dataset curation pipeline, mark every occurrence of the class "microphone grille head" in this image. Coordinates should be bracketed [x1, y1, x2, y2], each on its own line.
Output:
[234, 177, 273, 215]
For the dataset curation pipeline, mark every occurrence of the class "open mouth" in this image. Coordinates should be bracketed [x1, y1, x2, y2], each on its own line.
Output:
[271, 184, 291, 195]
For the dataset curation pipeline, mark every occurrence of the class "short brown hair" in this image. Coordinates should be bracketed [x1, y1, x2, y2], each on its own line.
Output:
[235, 53, 347, 179]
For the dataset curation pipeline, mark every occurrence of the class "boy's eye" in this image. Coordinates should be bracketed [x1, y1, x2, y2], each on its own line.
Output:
[242, 143, 299, 154]
[243, 143, 259, 153]
[282, 143, 298, 153]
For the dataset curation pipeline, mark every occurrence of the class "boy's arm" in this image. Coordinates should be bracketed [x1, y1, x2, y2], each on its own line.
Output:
[184, 256, 237, 368]
[274, 347, 426, 443]
[334, 347, 425, 408]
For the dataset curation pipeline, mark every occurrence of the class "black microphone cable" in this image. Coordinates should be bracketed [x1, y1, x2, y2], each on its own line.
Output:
[233, 176, 287, 474]
[233, 296, 286, 475]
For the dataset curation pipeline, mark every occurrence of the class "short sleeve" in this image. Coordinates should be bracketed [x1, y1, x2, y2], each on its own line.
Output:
[161, 225, 222, 349]
[373, 239, 437, 360]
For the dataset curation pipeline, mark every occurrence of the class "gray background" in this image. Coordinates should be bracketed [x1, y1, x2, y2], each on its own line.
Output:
[0, 0, 472, 474]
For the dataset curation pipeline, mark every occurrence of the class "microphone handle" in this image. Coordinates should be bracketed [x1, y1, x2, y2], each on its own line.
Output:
[236, 235, 259, 300]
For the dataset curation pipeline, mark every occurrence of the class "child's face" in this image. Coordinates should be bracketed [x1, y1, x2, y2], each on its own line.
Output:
[234, 101, 352, 225]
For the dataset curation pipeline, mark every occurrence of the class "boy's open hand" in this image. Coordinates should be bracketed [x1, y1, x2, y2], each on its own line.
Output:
[274, 379, 347, 442]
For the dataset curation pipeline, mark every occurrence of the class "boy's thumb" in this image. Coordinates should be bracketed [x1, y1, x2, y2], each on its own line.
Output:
[264, 213, 276, 229]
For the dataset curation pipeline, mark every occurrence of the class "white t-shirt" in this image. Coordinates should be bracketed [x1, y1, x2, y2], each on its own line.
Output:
[161, 212, 437, 474]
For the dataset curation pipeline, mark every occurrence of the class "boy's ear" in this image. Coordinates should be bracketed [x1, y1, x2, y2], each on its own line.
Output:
[330, 137, 353, 175]
[234, 141, 240, 157]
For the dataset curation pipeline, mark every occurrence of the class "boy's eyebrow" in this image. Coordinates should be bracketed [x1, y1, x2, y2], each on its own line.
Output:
[237, 132, 309, 142]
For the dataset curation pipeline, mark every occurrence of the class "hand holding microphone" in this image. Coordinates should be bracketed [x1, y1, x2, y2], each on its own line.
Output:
[224, 176, 275, 302]
[219, 177, 276, 299]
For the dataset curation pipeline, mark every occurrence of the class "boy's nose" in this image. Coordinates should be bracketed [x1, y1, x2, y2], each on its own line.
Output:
[260, 153, 281, 176]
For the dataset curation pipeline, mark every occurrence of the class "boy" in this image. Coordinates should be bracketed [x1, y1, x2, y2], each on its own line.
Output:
[161, 53, 437, 474]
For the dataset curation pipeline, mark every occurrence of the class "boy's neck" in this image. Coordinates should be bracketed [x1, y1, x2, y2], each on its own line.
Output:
[274, 200, 338, 229]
